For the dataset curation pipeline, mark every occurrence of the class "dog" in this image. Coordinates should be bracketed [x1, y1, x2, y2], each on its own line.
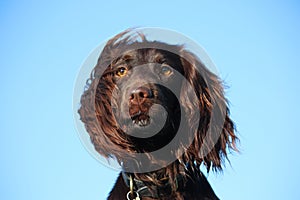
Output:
[78, 29, 238, 200]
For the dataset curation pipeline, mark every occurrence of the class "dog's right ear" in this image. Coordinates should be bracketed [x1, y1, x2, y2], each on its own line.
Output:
[77, 30, 138, 161]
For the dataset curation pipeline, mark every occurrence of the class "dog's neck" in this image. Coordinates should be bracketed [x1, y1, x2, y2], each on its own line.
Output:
[121, 162, 201, 199]
[121, 171, 185, 199]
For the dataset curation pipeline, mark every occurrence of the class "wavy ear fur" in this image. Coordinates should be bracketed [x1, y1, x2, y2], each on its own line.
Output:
[78, 30, 140, 161]
[179, 49, 238, 172]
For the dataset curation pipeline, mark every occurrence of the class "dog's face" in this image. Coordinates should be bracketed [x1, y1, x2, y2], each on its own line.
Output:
[107, 49, 185, 152]
[78, 30, 238, 174]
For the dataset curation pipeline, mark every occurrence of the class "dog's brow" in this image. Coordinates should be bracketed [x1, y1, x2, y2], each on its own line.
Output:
[153, 53, 166, 63]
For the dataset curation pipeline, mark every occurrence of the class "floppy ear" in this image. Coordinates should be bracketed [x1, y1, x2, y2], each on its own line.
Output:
[77, 30, 139, 161]
[179, 50, 238, 172]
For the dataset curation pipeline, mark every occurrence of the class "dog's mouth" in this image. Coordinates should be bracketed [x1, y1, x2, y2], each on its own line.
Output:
[131, 112, 150, 127]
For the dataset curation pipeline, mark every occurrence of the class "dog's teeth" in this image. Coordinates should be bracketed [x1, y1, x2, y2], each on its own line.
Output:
[140, 119, 148, 126]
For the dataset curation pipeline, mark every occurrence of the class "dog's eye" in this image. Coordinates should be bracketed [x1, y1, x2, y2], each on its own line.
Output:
[116, 67, 128, 77]
[160, 65, 173, 76]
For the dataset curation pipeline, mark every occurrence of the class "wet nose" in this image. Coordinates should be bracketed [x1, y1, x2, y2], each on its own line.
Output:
[129, 87, 153, 104]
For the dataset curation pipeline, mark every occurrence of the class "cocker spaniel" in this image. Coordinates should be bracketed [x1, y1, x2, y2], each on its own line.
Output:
[78, 29, 238, 200]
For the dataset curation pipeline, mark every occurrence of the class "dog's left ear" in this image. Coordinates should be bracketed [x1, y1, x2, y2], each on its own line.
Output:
[179, 50, 238, 172]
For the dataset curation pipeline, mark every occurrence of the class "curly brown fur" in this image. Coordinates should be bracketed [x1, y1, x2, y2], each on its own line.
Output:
[78, 29, 238, 200]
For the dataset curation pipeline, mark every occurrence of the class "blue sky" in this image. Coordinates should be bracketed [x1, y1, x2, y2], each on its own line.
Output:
[1, 1, 299, 200]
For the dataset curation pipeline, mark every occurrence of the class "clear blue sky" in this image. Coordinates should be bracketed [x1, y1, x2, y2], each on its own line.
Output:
[1, 1, 299, 200]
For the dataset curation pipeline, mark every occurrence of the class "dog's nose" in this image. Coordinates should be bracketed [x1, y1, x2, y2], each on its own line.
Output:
[129, 87, 153, 104]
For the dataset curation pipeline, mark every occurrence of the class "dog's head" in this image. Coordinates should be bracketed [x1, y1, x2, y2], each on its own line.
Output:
[78, 30, 238, 175]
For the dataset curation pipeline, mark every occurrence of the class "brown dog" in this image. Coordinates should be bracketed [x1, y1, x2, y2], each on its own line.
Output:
[78, 29, 238, 200]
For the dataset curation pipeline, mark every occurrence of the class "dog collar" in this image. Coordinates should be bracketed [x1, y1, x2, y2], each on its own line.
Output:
[122, 172, 184, 199]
